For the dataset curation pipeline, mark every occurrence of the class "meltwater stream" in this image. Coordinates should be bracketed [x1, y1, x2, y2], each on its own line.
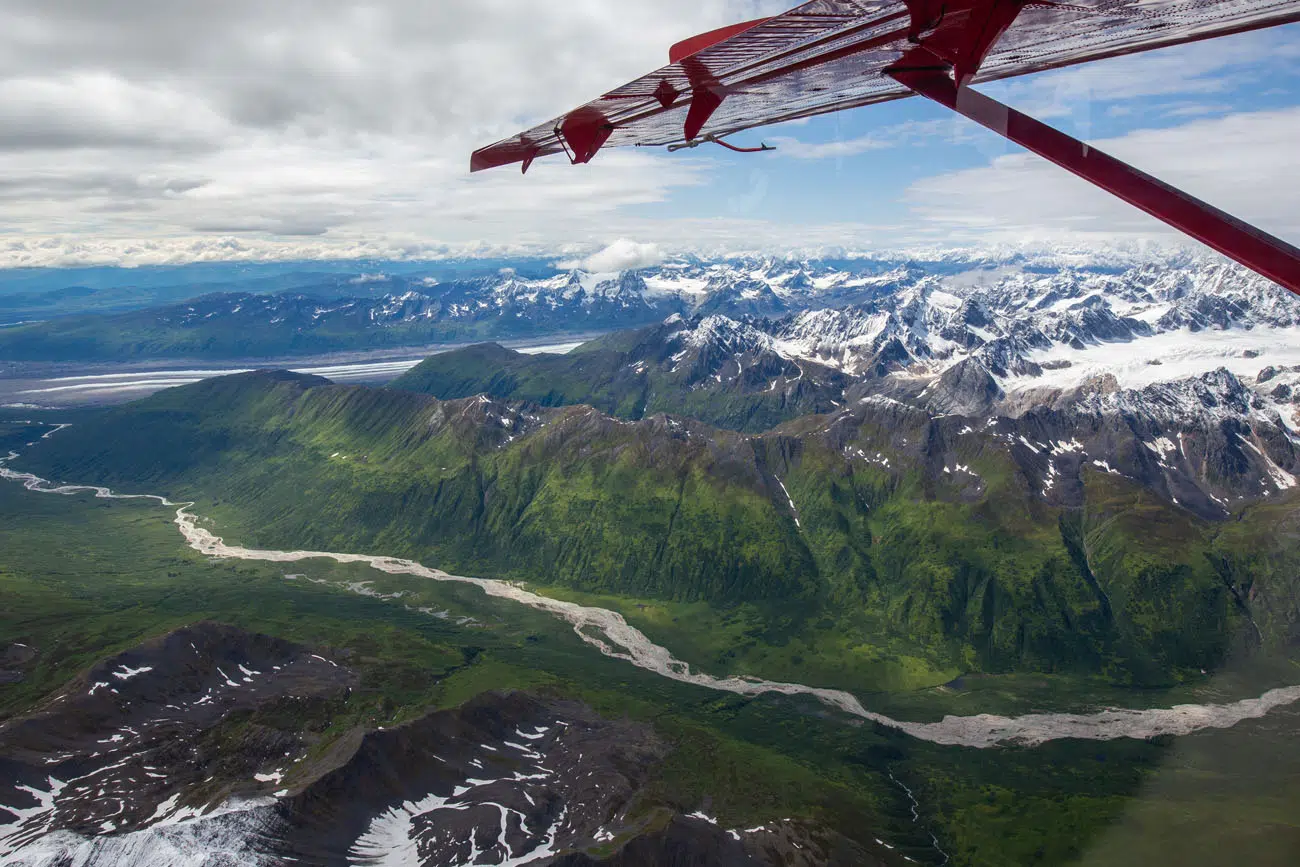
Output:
[4, 432, 1300, 750]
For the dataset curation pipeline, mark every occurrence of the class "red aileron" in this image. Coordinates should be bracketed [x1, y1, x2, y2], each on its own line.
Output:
[472, 0, 1300, 292]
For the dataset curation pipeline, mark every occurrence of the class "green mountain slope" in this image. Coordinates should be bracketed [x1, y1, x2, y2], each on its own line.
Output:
[19, 372, 817, 605]
[14, 372, 1300, 693]
[391, 324, 849, 433]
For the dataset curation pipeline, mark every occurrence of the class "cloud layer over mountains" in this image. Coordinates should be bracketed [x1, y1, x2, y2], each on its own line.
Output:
[0, 0, 786, 264]
[0, 2, 1296, 266]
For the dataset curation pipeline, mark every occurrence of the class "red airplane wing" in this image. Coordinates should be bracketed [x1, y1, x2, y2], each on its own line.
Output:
[471, 0, 1300, 292]
[471, 0, 1300, 172]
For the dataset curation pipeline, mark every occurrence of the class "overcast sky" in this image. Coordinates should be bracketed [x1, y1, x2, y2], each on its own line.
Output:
[0, 0, 1297, 268]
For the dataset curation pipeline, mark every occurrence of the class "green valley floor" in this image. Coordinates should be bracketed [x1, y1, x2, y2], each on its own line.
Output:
[4, 416, 1300, 865]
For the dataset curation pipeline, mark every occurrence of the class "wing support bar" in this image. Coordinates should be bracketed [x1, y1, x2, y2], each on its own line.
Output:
[888, 65, 1300, 294]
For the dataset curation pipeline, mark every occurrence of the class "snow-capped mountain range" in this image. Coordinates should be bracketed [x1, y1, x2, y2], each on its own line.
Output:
[637, 254, 1300, 422]
[627, 254, 1300, 517]
[383, 250, 1300, 518]
[9, 248, 1300, 515]
[160, 248, 1299, 435]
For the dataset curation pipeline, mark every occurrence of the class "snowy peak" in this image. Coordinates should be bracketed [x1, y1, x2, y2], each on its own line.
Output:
[1073, 367, 1259, 425]
[674, 314, 777, 355]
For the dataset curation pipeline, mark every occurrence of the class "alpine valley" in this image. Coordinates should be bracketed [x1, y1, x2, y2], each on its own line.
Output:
[4, 248, 1300, 867]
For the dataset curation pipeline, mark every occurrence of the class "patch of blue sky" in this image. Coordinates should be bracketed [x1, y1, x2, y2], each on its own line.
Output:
[626, 22, 1300, 236]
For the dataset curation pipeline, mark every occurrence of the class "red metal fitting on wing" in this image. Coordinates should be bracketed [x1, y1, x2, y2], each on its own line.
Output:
[899, 0, 1029, 85]
[557, 107, 614, 165]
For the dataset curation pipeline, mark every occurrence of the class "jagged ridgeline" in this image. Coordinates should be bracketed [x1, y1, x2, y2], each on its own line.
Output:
[17, 370, 1300, 688]
[4, 250, 1294, 365]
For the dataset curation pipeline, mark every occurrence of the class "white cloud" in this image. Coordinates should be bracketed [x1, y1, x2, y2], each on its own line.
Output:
[902, 108, 1300, 246]
[556, 239, 666, 272]
[0, 0, 783, 264]
[0, 73, 234, 151]
[767, 120, 953, 160]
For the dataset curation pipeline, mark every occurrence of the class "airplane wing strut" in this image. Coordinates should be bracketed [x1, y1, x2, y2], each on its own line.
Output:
[882, 0, 1300, 291]
[890, 65, 1300, 293]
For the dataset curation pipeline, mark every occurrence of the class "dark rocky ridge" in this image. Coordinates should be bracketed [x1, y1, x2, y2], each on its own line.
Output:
[555, 816, 881, 867]
[271, 691, 670, 865]
[0, 645, 36, 686]
[1, 625, 878, 865]
[0, 622, 356, 850]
